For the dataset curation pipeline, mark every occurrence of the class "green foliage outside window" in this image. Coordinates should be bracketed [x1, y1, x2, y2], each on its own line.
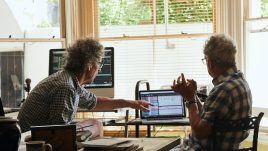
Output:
[100, 0, 213, 26]
[100, 0, 152, 25]
[156, 0, 213, 24]
[261, 0, 268, 17]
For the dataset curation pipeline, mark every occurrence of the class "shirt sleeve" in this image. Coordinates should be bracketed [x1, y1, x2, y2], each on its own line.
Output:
[78, 87, 97, 110]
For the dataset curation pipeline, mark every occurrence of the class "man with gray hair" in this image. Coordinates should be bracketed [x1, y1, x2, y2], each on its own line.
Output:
[18, 38, 151, 138]
[171, 34, 252, 151]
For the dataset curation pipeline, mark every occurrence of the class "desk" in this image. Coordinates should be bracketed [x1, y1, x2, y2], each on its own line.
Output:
[19, 132, 180, 151]
[104, 118, 190, 138]
[122, 137, 180, 151]
[5, 111, 19, 119]
[129, 119, 190, 138]
[81, 137, 180, 151]
[3, 107, 20, 114]
[77, 108, 118, 113]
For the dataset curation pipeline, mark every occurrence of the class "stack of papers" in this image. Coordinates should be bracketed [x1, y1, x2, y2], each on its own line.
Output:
[81, 138, 143, 151]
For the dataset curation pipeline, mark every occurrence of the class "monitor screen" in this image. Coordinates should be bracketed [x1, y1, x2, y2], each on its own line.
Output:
[49, 49, 66, 75]
[49, 47, 114, 97]
[83, 47, 114, 88]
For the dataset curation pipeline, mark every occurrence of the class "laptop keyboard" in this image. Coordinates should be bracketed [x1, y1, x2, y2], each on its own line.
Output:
[142, 118, 189, 124]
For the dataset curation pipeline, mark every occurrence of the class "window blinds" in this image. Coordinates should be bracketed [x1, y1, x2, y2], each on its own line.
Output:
[98, 0, 214, 99]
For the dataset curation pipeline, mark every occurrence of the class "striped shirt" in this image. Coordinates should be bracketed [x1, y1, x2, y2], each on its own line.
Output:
[17, 70, 97, 132]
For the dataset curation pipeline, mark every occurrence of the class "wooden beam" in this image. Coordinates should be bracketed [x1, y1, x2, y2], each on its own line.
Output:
[0, 38, 65, 43]
[100, 33, 211, 41]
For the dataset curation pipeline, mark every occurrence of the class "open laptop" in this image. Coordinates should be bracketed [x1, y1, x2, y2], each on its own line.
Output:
[139, 89, 189, 124]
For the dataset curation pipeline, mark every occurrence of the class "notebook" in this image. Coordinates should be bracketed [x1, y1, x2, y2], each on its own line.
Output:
[139, 89, 189, 124]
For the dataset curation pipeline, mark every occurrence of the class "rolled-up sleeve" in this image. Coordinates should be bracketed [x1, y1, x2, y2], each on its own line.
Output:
[78, 87, 97, 110]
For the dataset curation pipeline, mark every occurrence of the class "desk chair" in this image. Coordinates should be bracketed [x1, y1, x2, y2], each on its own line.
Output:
[134, 80, 150, 138]
[124, 80, 149, 138]
[213, 112, 264, 151]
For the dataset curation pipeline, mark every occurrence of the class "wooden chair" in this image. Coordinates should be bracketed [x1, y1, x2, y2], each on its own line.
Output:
[213, 112, 264, 151]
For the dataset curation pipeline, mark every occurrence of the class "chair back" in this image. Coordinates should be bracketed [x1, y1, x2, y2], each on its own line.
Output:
[213, 112, 264, 151]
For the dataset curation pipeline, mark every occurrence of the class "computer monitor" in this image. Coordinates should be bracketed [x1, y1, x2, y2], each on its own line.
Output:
[49, 47, 114, 98]
[49, 49, 66, 75]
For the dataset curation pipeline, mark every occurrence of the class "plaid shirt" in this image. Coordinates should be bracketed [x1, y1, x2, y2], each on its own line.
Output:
[18, 70, 97, 132]
[172, 68, 252, 151]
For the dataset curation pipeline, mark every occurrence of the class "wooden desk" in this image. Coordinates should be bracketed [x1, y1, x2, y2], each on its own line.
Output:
[4, 110, 19, 119]
[19, 132, 180, 151]
[128, 137, 180, 151]
[128, 119, 190, 137]
[105, 118, 190, 138]
[81, 137, 180, 151]
[77, 108, 118, 113]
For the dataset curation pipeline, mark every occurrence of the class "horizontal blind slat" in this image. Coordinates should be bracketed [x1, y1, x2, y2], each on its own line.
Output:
[99, 0, 214, 99]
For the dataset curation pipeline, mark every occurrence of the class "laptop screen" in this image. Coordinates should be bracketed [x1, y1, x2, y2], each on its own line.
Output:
[139, 90, 186, 119]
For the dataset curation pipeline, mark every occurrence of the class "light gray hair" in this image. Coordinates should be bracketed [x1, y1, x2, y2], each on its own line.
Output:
[203, 34, 237, 68]
[64, 38, 104, 75]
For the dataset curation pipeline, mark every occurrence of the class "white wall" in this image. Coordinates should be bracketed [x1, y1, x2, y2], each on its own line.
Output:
[0, 0, 23, 49]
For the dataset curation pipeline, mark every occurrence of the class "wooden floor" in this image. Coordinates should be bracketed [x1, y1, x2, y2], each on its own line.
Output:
[240, 131, 268, 151]
[241, 140, 268, 151]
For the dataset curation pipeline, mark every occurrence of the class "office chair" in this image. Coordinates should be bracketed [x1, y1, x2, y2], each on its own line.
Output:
[213, 112, 264, 151]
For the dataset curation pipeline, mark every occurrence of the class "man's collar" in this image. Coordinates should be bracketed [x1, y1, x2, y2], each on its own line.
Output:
[212, 68, 237, 86]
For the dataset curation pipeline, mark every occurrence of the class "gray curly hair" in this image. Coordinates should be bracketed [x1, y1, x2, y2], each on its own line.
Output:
[203, 34, 237, 68]
[64, 38, 104, 75]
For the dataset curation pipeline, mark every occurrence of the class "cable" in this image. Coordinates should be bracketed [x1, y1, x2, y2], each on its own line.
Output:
[153, 125, 163, 137]
[117, 126, 123, 137]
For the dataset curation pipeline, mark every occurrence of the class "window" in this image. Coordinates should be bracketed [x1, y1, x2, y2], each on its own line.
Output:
[97, 0, 215, 99]
[0, 0, 63, 107]
[245, 0, 268, 108]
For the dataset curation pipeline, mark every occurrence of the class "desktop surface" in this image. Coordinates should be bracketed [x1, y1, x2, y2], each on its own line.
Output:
[19, 133, 180, 151]
[80, 137, 180, 151]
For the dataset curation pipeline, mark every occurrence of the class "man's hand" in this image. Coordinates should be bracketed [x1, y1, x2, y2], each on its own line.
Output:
[171, 73, 197, 101]
[129, 100, 152, 112]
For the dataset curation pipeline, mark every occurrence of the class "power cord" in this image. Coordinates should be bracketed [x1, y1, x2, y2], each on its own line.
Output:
[153, 125, 163, 137]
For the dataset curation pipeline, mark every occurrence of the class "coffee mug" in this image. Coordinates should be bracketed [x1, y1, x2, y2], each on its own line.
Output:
[26, 141, 52, 151]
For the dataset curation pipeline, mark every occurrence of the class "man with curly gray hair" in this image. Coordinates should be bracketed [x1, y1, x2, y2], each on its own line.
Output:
[18, 38, 151, 138]
[171, 34, 252, 151]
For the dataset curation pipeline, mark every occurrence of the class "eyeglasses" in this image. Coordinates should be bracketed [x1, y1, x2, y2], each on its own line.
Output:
[97, 60, 104, 69]
[201, 58, 207, 65]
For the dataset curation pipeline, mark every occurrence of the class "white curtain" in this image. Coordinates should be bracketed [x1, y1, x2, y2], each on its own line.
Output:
[64, 0, 97, 46]
[216, 0, 244, 71]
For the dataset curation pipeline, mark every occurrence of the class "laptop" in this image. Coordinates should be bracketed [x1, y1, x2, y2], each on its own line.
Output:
[139, 89, 189, 124]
